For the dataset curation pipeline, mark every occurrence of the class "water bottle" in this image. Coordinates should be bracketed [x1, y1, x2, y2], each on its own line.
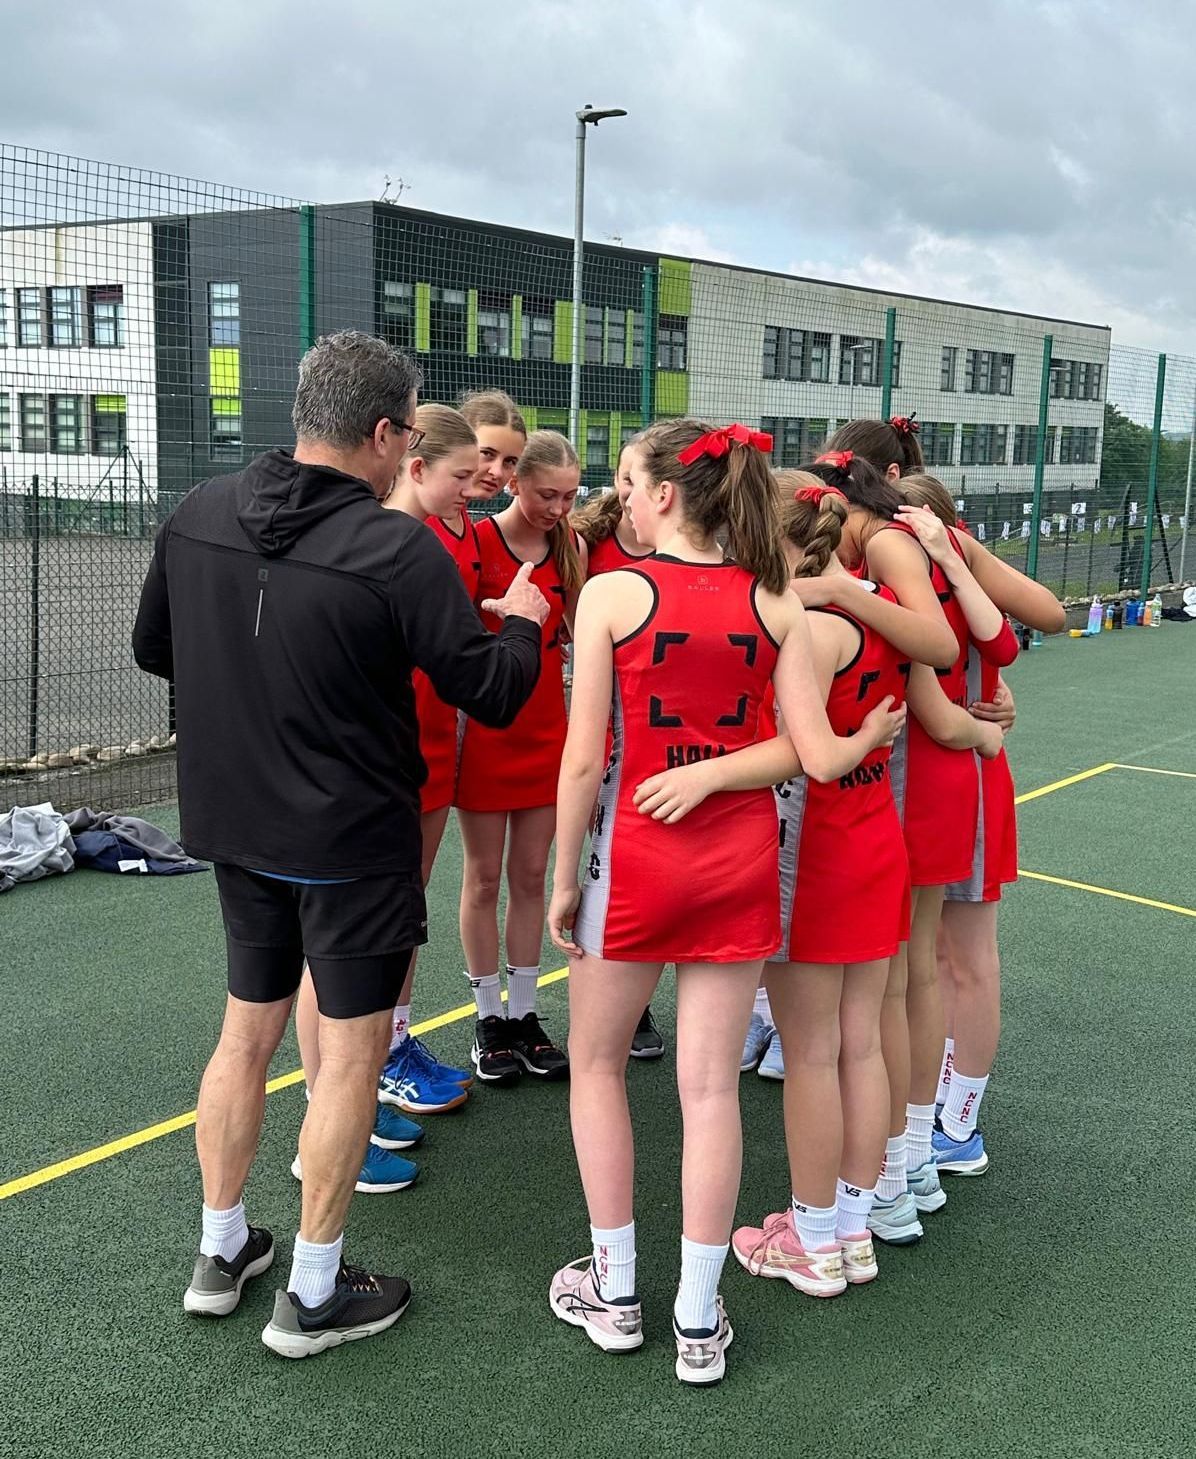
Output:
[1150, 592, 1163, 627]
[1103, 603, 1113, 631]
[1142, 597, 1153, 628]
[1126, 593, 1140, 626]
[1086, 596, 1103, 635]
[1112, 600, 1124, 630]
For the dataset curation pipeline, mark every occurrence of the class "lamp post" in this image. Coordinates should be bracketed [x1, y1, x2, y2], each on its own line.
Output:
[571, 104, 627, 448]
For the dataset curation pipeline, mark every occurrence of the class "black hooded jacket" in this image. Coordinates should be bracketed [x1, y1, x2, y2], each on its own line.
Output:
[132, 449, 541, 878]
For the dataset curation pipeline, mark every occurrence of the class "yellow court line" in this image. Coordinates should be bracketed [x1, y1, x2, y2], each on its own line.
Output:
[1013, 762, 1117, 806]
[1018, 869, 1196, 919]
[1111, 763, 1196, 781]
[0, 966, 572, 1204]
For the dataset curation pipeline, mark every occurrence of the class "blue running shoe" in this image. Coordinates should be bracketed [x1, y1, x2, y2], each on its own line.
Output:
[757, 1028, 785, 1082]
[404, 1034, 473, 1089]
[379, 1043, 469, 1115]
[740, 1012, 774, 1072]
[866, 1191, 924, 1246]
[370, 1103, 424, 1151]
[907, 1157, 948, 1213]
[291, 1147, 418, 1193]
[933, 1124, 989, 1175]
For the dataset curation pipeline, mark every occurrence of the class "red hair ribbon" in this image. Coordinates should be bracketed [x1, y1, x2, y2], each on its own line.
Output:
[677, 422, 773, 467]
[795, 483, 847, 506]
[890, 415, 920, 437]
[815, 450, 853, 471]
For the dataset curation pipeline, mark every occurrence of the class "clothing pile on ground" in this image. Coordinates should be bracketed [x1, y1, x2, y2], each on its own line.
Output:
[0, 802, 206, 892]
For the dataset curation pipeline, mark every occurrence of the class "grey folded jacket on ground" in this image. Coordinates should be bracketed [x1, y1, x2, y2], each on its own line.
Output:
[0, 803, 75, 893]
[62, 807, 202, 866]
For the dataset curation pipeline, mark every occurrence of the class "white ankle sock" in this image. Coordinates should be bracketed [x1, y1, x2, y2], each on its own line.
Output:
[389, 1003, 412, 1054]
[835, 1178, 876, 1239]
[591, 1221, 637, 1301]
[936, 1038, 955, 1105]
[506, 965, 539, 1021]
[790, 1197, 838, 1251]
[288, 1232, 343, 1309]
[941, 1070, 989, 1140]
[674, 1236, 727, 1332]
[200, 1201, 249, 1260]
[876, 1134, 907, 1202]
[466, 970, 503, 1021]
[906, 1103, 936, 1170]
[753, 985, 773, 1022]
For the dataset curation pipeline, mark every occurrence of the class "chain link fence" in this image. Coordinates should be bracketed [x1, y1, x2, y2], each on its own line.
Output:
[3, 144, 1194, 809]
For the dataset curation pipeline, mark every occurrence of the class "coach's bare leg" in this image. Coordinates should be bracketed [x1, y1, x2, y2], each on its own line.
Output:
[295, 966, 321, 1088]
[297, 1007, 393, 1243]
[196, 992, 294, 1209]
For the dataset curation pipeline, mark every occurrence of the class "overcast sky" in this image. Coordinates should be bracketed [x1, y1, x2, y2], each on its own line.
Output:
[5, 0, 1196, 377]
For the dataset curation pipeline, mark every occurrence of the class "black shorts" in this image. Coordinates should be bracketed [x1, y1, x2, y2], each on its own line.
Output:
[213, 864, 427, 1019]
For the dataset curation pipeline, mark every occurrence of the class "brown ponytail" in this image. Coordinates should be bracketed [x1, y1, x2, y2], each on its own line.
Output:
[514, 429, 585, 592]
[571, 487, 624, 547]
[774, 469, 849, 578]
[638, 418, 789, 595]
[824, 416, 925, 476]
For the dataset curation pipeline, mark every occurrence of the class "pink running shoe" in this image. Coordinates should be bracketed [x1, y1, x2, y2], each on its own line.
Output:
[673, 1295, 734, 1386]
[732, 1211, 847, 1298]
[840, 1233, 879, 1285]
[549, 1259, 643, 1353]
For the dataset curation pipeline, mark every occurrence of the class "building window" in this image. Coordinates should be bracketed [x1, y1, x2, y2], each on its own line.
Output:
[584, 305, 604, 365]
[964, 349, 1014, 395]
[763, 326, 832, 383]
[586, 421, 610, 468]
[941, 346, 957, 392]
[1012, 424, 1058, 466]
[379, 281, 413, 350]
[1059, 425, 1098, 465]
[0, 289, 8, 347]
[606, 310, 626, 367]
[620, 423, 641, 450]
[839, 335, 893, 387]
[429, 286, 466, 353]
[17, 288, 42, 346]
[91, 395, 127, 456]
[87, 285, 125, 348]
[47, 286, 83, 347]
[920, 422, 955, 466]
[521, 297, 554, 361]
[959, 423, 1008, 466]
[208, 282, 240, 347]
[478, 293, 512, 358]
[50, 394, 83, 454]
[0, 393, 10, 450]
[631, 311, 645, 368]
[19, 393, 47, 451]
[209, 399, 243, 460]
[1050, 358, 1104, 402]
[760, 416, 828, 467]
[657, 314, 687, 370]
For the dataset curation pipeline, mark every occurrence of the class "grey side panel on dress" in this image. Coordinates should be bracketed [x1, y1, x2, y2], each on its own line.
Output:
[768, 775, 808, 964]
[945, 646, 986, 903]
[575, 680, 624, 956]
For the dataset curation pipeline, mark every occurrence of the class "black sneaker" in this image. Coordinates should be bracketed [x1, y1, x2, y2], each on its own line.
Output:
[508, 1012, 569, 1080]
[471, 1015, 522, 1085]
[184, 1225, 275, 1316]
[630, 1005, 665, 1061]
[261, 1262, 411, 1359]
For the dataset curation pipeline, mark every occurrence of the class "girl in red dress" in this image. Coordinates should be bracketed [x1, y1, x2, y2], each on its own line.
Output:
[546, 420, 904, 1385]
[457, 430, 587, 1086]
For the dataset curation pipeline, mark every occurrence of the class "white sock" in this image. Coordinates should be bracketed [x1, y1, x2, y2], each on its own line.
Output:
[790, 1197, 838, 1251]
[835, 1178, 876, 1240]
[941, 1070, 989, 1141]
[506, 965, 539, 1021]
[591, 1221, 637, 1301]
[936, 1038, 955, 1105]
[389, 1003, 412, 1054]
[466, 970, 503, 1021]
[288, 1232, 343, 1309]
[906, 1103, 936, 1171]
[876, 1134, 907, 1202]
[753, 985, 773, 1022]
[674, 1236, 727, 1333]
[199, 1201, 249, 1261]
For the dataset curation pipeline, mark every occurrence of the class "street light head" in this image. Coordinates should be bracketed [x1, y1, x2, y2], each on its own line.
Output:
[577, 106, 628, 125]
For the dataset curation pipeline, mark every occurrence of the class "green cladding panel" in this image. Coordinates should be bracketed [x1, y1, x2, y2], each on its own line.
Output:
[656, 370, 689, 416]
[553, 301, 573, 365]
[658, 258, 692, 317]
[415, 283, 431, 353]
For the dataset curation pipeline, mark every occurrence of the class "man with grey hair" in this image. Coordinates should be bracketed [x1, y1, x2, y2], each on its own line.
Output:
[133, 331, 546, 1358]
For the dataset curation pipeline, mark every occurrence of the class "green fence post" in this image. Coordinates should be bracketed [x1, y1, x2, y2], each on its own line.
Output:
[880, 306, 896, 421]
[299, 204, 317, 353]
[1141, 352, 1167, 597]
[640, 265, 656, 428]
[1026, 333, 1053, 581]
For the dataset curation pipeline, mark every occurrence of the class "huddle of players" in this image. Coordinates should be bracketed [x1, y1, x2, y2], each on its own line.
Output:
[349, 394, 1063, 1385]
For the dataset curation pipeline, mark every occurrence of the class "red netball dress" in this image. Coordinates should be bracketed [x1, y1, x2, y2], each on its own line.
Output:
[412, 510, 481, 814]
[575, 556, 780, 964]
[771, 586, 911, 966]
[455, 516, 572, 812]
[946, 639, 1019, 903]
[586, 530, 650, 577]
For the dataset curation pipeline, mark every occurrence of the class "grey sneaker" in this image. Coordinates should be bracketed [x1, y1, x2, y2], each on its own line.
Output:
[183, 1226, 275, 1316]
[673, 1296, 734, 1386]
[261, 1262, 411, 1359]
[549, 1257, 644, 1353]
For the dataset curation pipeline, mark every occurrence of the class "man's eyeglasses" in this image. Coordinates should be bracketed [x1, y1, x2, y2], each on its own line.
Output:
[394, 419, 425, 453]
